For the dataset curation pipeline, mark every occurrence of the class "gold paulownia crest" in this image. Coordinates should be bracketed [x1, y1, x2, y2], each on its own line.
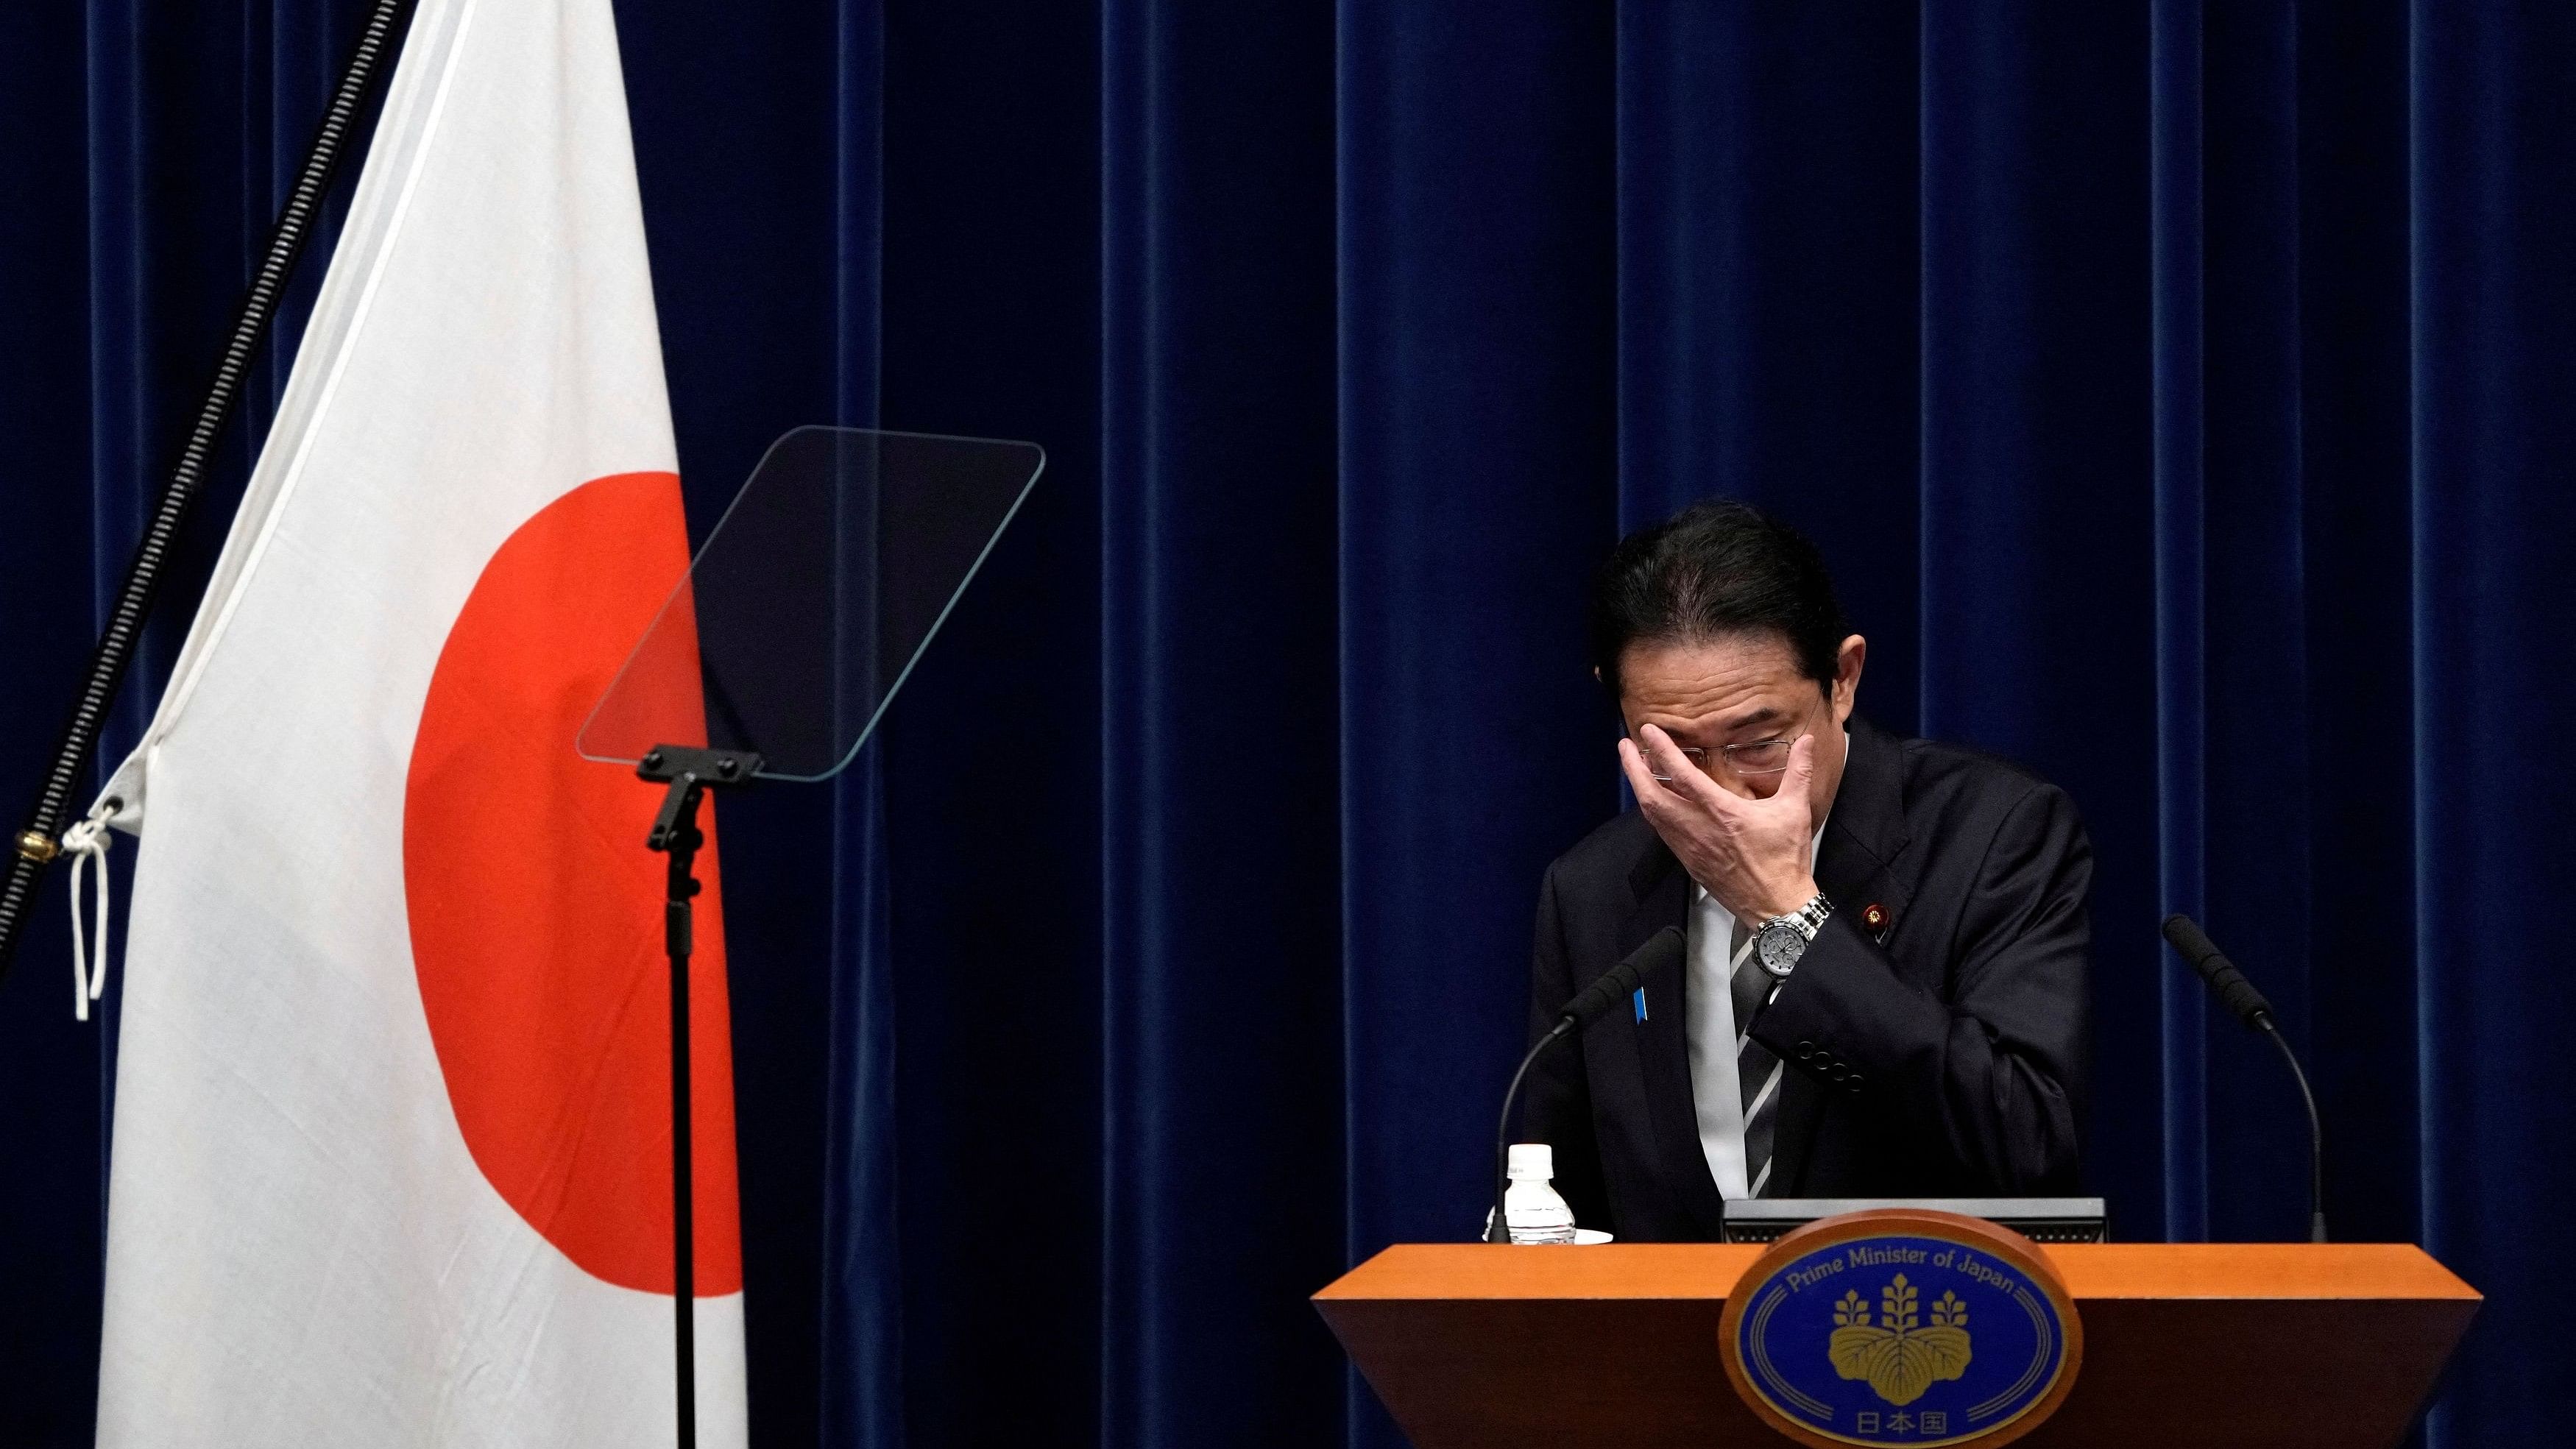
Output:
[1828, 1274, 1972, 1406]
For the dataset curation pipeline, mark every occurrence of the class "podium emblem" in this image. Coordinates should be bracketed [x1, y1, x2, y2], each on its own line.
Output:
[1719, 1209, 2081, 1448]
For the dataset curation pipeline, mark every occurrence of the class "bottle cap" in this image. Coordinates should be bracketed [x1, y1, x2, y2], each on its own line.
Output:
[1507, 1143, 1554, 1180]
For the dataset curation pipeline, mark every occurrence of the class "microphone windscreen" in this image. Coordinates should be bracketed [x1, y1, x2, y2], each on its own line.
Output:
[2213, 969, 2274, 1024]
[2162, 913, 2220, 969]
[2162, 913, 2274, 1027]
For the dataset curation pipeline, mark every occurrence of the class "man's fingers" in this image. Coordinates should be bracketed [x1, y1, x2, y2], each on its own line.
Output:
[1635, 723, 1689, 774]
[1616, 737, 1676, 809]
[1637, 723, 1728, 809]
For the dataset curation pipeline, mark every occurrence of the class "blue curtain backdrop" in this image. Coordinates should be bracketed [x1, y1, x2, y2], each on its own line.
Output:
[2, 1, 2571, 1445]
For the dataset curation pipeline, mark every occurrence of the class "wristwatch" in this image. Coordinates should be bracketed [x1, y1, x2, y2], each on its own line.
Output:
[1755, 893, 1835, 979]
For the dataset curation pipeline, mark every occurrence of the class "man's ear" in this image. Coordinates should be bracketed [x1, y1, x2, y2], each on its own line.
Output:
[1832, 634, 1866, 723]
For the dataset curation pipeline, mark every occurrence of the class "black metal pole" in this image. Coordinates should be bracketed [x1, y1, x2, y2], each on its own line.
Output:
[0, 0, 416, 977]
[639, 745, 754, 1448]
[658, 784, 701, 1449]
[2262, 1021, 2329, 1244]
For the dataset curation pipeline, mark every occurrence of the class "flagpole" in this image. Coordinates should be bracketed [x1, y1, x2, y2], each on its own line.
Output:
[0, 0, 418, 977]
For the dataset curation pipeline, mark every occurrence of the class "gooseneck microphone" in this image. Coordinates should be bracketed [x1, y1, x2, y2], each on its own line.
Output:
[2162, 914, 2327, 1243]
[1486, 927, 1685, 1244]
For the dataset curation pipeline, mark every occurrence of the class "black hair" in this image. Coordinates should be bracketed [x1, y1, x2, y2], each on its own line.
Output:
[1588, 499, 1849, 698]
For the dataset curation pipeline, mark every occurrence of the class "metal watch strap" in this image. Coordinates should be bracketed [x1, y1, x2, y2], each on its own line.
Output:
[1772, 892, 1833, 941]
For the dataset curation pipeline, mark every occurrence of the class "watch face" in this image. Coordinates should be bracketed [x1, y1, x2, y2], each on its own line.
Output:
[1758, 923, 1803, 977]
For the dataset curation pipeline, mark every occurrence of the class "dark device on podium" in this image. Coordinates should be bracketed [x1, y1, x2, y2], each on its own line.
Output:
[579, 427, 1046, 1448]
[1722, 1197, 2106, 1244]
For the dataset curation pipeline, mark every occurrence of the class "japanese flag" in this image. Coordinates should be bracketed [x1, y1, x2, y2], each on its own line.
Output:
[90, 0, 746, 1441]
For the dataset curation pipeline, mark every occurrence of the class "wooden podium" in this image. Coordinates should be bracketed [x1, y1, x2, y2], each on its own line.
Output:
[1315, 1243, 2477, 1448]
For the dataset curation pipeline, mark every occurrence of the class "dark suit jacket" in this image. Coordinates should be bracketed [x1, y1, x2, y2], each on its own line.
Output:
[1521, 715, 2091, 1241]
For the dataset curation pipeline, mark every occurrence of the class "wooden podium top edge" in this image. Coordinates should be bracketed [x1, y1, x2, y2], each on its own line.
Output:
[1314, 1242, 2480, 1304]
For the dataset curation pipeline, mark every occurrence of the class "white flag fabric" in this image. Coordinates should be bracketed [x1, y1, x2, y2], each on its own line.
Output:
[91, 0, 747, 1442]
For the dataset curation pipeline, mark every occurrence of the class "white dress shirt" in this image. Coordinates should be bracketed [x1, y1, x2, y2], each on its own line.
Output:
[1682, 729, 1842, 1199]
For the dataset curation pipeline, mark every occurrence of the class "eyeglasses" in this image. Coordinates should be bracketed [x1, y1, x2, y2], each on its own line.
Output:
[1647, 739, 1796, 784]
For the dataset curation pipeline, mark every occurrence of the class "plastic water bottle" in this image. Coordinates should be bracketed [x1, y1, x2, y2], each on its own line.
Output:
[1504, 1143, 1578, 1244]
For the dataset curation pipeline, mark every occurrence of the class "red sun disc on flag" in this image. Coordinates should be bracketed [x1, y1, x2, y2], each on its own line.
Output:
[401, 470, 741, 1297]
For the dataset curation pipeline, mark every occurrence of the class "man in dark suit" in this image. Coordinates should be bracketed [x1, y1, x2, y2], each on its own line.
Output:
[1522, 500, 2091, 1241]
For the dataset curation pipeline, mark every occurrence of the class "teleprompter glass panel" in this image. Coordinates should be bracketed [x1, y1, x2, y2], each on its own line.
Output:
[579, 426, 1045, 781]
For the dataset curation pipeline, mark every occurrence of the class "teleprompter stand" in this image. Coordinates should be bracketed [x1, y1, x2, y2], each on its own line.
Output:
[582, 427, 1047, 1446]
[638, 745, 760, 1449]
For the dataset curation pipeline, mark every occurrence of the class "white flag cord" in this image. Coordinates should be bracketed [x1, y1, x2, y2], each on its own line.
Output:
[63, 809, 113, 1022]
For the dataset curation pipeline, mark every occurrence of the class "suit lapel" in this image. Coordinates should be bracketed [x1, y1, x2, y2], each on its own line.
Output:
[1618, 842, 1729, 1234]
[1767, 716, 1914, 1197]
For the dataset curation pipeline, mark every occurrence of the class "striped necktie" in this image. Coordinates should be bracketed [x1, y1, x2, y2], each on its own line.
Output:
[1730, 919, 1785, 1196]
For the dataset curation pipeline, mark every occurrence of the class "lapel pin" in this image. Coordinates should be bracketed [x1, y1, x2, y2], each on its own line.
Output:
[1861, 901, 1890, 935]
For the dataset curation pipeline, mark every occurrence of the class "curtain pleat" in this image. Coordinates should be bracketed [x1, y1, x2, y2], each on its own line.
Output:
[7, 3, 2576, 1446]
[817, 12, 898, 1447]
[1334, 4, 1619, 1444]
[2288, 0, 2421, 1276]
[1098, 1, 1344, 1443]
[2196, 0, 2320, 1248]
[2, 5, 114, 1442]
[2410, 4, 2576, 1440]
[2151, 0, 2212, 1242]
